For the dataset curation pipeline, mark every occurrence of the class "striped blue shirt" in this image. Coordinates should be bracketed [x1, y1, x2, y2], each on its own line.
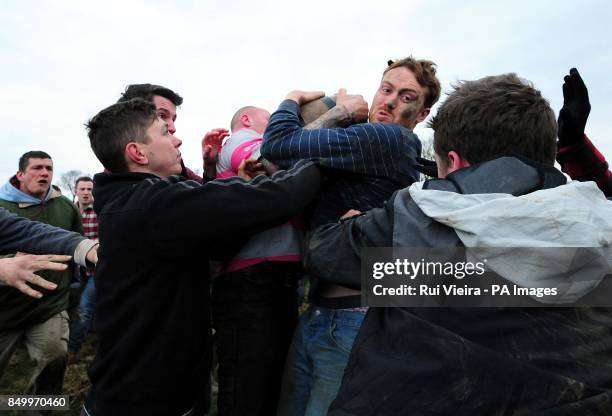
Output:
[262, 100, 422, 228]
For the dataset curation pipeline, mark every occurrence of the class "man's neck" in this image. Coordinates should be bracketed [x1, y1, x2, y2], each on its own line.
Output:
[78, 202, 93, 213]
[127, 166, 162, 177]
[19, 186, 46, 201]
[232, 127, 261, 135]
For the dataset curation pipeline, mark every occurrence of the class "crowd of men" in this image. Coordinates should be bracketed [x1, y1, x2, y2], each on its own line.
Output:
[0, 59, 611, 416]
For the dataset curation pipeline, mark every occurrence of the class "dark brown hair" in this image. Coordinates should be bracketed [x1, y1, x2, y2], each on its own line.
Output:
[430, 73, 557, 167]
[18, 151, 52, 172]
[86, 98, 157, 173]
[118, 84, 183, 106]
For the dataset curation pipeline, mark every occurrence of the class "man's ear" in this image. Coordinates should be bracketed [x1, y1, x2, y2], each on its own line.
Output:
[446, 151, 470, 175]
[125, 142, 148, 166]
[16, 171, 25, 182]
[415, 107, 430, 124]
[240, 113, 251, 128]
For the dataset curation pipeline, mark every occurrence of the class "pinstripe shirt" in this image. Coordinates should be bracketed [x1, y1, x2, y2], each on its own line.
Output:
[262, 100, 422, 228]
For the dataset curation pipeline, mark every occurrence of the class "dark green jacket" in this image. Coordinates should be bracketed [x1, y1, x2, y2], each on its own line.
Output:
[0, 187, 83, 330]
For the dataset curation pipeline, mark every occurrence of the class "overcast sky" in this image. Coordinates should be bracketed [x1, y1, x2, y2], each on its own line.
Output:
[1, 0, 610, 189]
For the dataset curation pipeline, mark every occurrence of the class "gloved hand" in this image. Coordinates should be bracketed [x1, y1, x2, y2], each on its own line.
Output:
[558, 68, 590, 147]
[414, 156, 438, 178]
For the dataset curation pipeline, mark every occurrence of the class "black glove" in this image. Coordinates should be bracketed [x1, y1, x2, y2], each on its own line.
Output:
[415, 156, 438, 178]
[557, 68, 590, 147]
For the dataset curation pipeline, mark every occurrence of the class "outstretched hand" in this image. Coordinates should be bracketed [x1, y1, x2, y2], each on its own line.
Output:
[558, 68, 590, 147]
[0, 254, 71, 299]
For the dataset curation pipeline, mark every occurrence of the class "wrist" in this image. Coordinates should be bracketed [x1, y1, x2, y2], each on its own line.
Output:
[558, 132, 584, 148]
[204, 166, 216, 178]
[286, 95, 302, 105]
[334, 105, 355, 123]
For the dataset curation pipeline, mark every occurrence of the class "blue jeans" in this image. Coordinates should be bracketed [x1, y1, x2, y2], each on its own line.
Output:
[68, 276, 95, 353]
[277, 306, 366, 416]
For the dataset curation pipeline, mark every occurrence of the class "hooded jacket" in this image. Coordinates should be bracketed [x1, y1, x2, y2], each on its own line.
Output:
[85, 160, 320, 416]
[306, 157, 612, 415]
[0, 177, 83, 330]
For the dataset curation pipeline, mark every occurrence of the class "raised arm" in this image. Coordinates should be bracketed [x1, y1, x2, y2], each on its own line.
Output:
[556, 68, 612, 197]
[303, 89, 368, 130]
[262, 95, 419, 180]
[557, 136, 612, 197]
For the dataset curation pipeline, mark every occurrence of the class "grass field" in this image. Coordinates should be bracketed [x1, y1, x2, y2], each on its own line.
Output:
[0, 335, 96, 416]
[0, 334, 220, 415]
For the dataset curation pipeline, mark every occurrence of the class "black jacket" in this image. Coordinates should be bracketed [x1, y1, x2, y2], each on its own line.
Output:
[85, 160, 320, 416]
[307, 157, 612, 415]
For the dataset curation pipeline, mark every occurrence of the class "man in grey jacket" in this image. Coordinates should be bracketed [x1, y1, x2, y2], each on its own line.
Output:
[306, 73, 612, 415]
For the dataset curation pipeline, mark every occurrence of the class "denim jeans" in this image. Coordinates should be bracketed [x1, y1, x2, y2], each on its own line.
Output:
[212, 263, 301, 416]
[277, 306, 366, 416]
[68, 276, 95, 353]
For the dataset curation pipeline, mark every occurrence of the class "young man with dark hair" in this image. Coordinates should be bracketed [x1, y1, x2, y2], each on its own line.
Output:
[431, 73, 556, 166]
[261, 56, 440, 415]
[83, 98, 320, 416]
[0, 151, 90, 396]
[306, 73, 612, 415]
[416, 67, 612, 197]
[118, 84, 183, 134]
[68, 176, 98, 357]
[18, 150, 52, 173]
[74, 177, 95, 210]
[117, 83, 210, 181]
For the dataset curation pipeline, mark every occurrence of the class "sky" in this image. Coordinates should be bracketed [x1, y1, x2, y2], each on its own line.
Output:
[1, 0, 610, 191]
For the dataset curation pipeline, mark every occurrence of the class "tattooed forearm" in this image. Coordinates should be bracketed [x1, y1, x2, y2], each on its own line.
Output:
[304, 105, 355, 130]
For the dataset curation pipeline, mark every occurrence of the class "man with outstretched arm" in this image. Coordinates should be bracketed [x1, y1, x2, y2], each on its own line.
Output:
[83, 98, 320, 416]
[0, 151, 98, 397]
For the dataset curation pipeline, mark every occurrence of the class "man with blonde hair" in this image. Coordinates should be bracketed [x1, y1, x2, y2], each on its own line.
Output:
[262, 56, 441, 416]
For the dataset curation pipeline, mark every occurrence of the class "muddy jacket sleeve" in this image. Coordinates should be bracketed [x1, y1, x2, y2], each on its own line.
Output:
[305, 198, 394, 289]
